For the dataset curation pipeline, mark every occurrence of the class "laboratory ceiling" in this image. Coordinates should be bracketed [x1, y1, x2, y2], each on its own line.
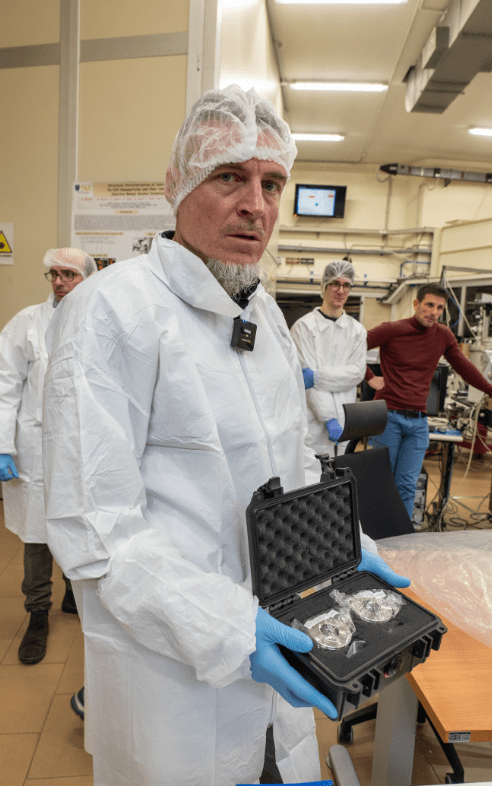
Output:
[266, 0, 492, 168]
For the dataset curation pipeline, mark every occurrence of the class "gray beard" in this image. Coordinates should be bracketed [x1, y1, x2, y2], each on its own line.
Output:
[206, 258, 260, 298]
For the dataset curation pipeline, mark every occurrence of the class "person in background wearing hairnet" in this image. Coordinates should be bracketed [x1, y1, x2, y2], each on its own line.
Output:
[0, 248, 97, 664]
[291, 260, 370, 456]
[42, 86, 409, 786]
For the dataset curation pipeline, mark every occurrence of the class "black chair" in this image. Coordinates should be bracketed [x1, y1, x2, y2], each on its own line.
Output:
[329, 435, 465, 783]
[335, 399, 388, 457]
[333, 446, 415, 540]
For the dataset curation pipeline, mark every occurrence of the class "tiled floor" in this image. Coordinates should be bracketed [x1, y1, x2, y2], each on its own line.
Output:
[0, 448, 491, 785]
[0, 503, 92, 786]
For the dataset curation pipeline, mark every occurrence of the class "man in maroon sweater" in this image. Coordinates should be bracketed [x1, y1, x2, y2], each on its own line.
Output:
[366, 284, 492, 520]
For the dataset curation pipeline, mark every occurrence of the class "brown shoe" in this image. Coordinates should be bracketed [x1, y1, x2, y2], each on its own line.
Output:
[18, 610, 49, 664]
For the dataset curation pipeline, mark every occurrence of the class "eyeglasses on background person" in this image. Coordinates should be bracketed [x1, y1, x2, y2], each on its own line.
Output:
[329, 280, 351, 291]
[44, 270, 79, 282]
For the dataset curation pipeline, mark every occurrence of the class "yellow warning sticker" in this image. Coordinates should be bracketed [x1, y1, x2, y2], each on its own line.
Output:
[0, 230, 12, 253]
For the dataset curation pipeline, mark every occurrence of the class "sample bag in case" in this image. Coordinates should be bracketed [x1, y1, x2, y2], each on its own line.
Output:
[246, 462, 447, 720]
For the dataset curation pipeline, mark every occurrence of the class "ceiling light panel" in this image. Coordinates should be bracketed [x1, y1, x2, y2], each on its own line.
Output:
[469, 128, 492, 137]
[275, 0, 407, 5]
[290, 82, 388, 92]
[292, 133, 345, 141]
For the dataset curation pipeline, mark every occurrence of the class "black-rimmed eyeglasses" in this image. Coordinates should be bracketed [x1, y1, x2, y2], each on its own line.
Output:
[328, 281, 351, 292]
[44, 270, 78, 282]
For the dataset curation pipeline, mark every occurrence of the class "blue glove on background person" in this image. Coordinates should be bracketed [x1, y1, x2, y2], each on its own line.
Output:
[358, 548, 410, 588]
[302, 368, 314, 389]
[0, 454, 19, 481]
[326, 418, 343, 443]
[250, 607, 337, 718]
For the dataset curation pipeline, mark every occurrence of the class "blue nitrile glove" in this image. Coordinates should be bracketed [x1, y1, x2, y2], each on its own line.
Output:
[0, 454, 19, 482]
[302, 368, 314, 389]
[250, 607, 337, 718]
[357, 548, 410, 588]
[326, 418, 343, 443]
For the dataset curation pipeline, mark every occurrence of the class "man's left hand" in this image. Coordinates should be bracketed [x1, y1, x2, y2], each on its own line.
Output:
[357, 548, 410, 588]
[302, 368, 314, 389]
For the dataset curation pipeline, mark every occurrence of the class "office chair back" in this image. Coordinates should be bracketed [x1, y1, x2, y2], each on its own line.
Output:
[338, 400, 387, 444]
[331, 447, 415, 540]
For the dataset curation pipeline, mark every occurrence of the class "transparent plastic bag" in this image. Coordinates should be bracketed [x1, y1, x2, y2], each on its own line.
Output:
[377, 530, 492, 649]
[330, 588, 405, 622]
[292, 608, 356, 650]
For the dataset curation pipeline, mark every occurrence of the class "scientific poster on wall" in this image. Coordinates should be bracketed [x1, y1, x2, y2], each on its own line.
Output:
[0, 223, 14, 265]
[71, 182, 175, 269]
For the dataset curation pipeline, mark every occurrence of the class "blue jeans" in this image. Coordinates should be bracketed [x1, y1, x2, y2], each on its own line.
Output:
[370, 410, 429, 520]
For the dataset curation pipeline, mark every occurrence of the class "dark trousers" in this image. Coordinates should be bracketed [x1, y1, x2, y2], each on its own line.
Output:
[260, 725, 283, 784]
[22, 543, 71, 613]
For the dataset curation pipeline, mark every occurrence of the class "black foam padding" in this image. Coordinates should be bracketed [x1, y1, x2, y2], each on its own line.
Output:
[249, 480, 358, 605]
[276, 572, 438, 682]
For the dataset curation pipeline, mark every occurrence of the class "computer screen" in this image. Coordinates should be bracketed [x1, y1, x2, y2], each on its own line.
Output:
[294, 184, 347, 218]
[426, 365, 449, 416]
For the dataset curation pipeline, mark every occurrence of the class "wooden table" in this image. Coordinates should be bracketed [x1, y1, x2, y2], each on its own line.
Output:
[370, 587, 492, 786]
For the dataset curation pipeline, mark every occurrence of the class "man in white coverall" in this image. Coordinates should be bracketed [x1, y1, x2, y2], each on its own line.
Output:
[0, 248, 96, 664]
[42, 86, 409, 786]
[291, 260, 368, 456]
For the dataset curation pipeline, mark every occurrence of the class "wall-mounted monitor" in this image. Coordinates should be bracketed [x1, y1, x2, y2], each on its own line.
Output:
[294, 184, 347, 218]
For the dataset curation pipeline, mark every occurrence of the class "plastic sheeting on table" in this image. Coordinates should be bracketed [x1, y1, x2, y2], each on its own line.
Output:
[377, 530, 492, 649]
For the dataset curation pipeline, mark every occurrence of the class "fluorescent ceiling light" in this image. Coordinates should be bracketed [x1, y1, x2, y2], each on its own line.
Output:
[290, 82, 388, 92]
[292, 133, 345, 141]
[221, 0, 257, 7]
[219, 76, 278, 94]
[276, 0, 407, 5]
[469, 127, 492, 137]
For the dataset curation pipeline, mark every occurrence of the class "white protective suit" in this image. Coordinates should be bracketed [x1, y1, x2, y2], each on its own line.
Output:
[43, 236, 376, 786]
[291, 308, 367, 456]
[0, 293, 56, 543]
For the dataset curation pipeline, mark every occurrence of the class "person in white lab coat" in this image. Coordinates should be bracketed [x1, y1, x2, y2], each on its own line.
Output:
[0, 248, 96, 664]
[42, 86, 409, 786]
[290, 260, 368, 457]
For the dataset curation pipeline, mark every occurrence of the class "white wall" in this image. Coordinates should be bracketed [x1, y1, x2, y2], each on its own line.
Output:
[218, 0, 283, 290]
[219, 0, 281, 109]
[277, 162, 492, 293]
[0, 0, 189, 327]
[277, 163, 431, 287]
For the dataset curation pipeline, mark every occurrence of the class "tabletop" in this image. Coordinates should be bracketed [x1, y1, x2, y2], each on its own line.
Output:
[403, 586, 492, 743]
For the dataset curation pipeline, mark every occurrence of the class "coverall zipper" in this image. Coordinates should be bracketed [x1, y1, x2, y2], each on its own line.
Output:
[237, 349, 278, 478]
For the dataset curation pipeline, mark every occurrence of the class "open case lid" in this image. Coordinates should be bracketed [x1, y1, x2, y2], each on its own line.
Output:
[246, 469, 361, 609]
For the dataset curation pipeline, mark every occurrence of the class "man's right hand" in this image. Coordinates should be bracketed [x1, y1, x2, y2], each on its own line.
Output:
[326, 418, 343, 443]
[0, 454, 19, 481]
[367, 375, 385, 391]
[249, 607, 337, 718]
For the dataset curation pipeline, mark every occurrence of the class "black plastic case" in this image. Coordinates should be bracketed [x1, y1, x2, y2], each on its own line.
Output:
[246, 463, 447, 720]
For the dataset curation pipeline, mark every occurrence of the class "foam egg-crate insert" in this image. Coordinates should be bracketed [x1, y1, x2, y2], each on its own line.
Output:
[248, 477, 360, 607]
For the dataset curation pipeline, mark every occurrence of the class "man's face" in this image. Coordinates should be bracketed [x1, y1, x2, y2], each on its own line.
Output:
[173, 158, 287, 266]
[50, 265, 84, 302]
[414, 294, 446, 327]
[323, 278, 352, 312]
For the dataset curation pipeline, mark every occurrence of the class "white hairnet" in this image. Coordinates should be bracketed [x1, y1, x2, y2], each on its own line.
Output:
[165, 84, 297, 215]
[43, 248, 97, 279]
[321, 260, 355, 295]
